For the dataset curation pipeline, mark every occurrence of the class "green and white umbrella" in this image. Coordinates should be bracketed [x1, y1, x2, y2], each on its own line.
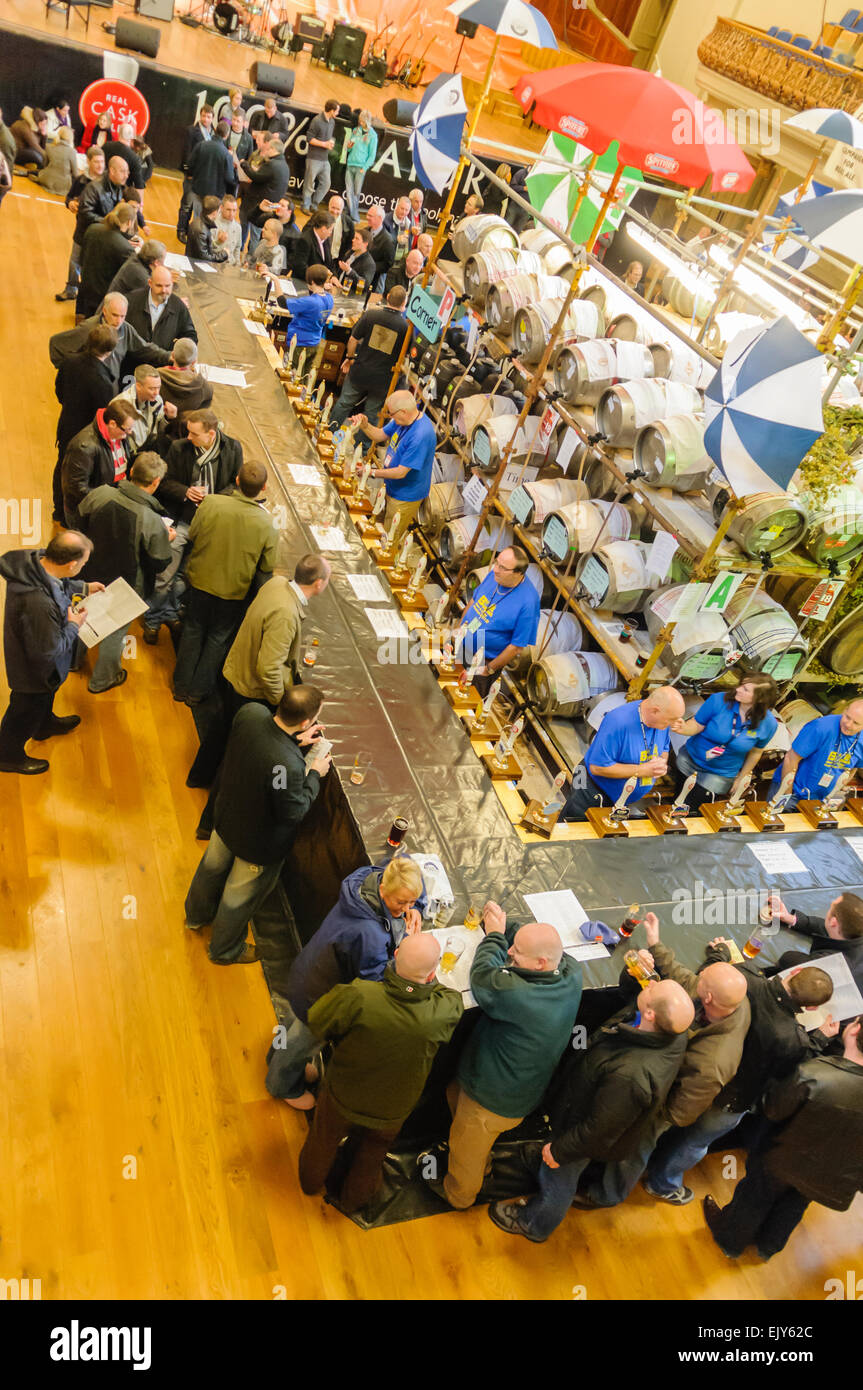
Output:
[526, 134, 643, 241]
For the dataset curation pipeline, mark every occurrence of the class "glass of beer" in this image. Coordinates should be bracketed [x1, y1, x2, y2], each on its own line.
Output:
[303, 638, 320, 668]
[742, 932, 763, 959]
[387, 816, 408, 848]
[350, 752, 372, 785]
[624, 950, 657, 988]
[440, 935, 465, 974]
[464, 903, 481, 931]
[619, 904, 641, 939]
[759, 891, 778, 926]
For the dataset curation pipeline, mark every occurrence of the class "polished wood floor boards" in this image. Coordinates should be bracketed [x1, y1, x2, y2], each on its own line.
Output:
[0, 173, 860, 1301]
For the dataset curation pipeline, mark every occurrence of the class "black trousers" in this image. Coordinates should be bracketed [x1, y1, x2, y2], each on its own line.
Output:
[710, 1149, 810, 1257]
[0, 691, 56, 761]
[298, 1085, 401, 1215]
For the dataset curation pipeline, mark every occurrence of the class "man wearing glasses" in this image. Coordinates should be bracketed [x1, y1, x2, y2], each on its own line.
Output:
[61, 397, 142, 528]
[350, 390, 436, 544]
[458, 546, 540, 696]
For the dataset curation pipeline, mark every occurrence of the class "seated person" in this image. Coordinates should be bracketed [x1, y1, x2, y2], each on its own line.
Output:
[458, 546, 540, 697]
[561, 686, 686, 821]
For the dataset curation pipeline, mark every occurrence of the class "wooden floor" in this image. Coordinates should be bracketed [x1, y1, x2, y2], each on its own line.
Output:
[0, 164, 860, 1303]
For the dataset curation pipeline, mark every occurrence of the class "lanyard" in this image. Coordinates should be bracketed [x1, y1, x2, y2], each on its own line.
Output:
[638, 716, 655, 759]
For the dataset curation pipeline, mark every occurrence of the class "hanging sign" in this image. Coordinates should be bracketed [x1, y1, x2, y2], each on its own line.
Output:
[79, 79, 150, 137]
[799, 579, 844, 621]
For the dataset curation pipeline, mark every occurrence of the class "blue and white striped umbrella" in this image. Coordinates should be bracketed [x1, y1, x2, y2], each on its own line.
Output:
[703, 317, 824, 498]
[786, 107, 863, 147]
[791, 189, 863, 262]
[446, 0, 557, 48]
[761, 180, 831, 273]
[409, 73, 468, 195]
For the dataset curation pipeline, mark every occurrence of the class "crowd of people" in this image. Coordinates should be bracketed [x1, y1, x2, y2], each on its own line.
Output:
[1, 80, 862, 1264]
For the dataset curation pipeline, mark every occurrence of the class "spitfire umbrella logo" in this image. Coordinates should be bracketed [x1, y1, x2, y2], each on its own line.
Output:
[559, 115, 588, 139]
[644, 152, 679, 175]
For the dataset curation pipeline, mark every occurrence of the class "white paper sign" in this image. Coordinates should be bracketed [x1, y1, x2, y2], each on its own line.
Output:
[310, 524, 350, 552]
[410, 853, 454, 905]
[345, 573, 388, 602]
[243, 318, 268, 337]
[76, 578, 148, 648]
[274, 276, 296, 297]
[364, 607, 409, 640]
[523, 889, 595, 950]
[846, 838, 863, 865]
[646, 529, 678, 582]
[500, 462, 539, 491]
[164, 251, 193, 273]
[193, 261, 217, 273]
[556, 428, 579, 474]
[198, 364, 247, 387]
[288, 464, 323, 486]
[702, 571, 746, 614]
[747, 840, 809, 876]
[671, 582, 709, 624]
[565, 942, 612, 962]
[462, 474, 489, 512]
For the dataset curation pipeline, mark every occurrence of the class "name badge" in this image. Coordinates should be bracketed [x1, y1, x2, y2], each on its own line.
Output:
[819, 773, 834, 788]
[705, 745, 726, 760]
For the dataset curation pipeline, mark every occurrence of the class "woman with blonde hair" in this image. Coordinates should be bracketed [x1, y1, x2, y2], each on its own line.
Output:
[37, 125, 79, 197]
[344, 109, 378, 221]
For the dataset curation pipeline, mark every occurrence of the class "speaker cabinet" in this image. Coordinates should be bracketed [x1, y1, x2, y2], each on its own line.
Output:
[383, 98, 418, 127]
[362, 55, 388, 87]
[115, 16, 161, 56]
[327, 22, 367, 72]
[136, 0, 175, 18]
[456, 17, 478, 36]
[248, 62, 296, 99]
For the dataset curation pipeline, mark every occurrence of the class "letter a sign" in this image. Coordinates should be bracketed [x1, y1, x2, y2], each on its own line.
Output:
[701, 572, 745, 614]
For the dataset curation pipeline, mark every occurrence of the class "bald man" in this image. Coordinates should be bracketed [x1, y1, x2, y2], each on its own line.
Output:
[562, 686, 687, 822]
[771, 698, 863, 809]
[490, 977, 693, 1242]
[576, 910, 750, 1208]
[351, 389, 436, 544]
[298, 932, 463, 1214]
[421, 900, 583, 1211]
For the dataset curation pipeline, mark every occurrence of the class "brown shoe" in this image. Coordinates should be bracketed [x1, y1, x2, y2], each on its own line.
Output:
[235, 943, 259, 964]
[285, 1091, 316, 1110]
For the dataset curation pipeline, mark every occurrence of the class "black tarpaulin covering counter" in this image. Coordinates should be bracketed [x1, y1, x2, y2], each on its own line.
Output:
[185, 267, 863, 1227]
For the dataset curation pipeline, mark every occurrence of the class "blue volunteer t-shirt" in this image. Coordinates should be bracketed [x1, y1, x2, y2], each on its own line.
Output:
[772, 713, 863, 799]
[462, 571, 541, 663]
[586, 700, 671, 805]
[284, 290, 333, 347]
[381, 415, 436, 502]
[684, 692, 778, 779]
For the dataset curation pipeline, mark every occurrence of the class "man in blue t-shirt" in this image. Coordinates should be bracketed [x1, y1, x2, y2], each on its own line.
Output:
[351, 390, 435, 543]
[459, 546, 540, 694]
[773, 700, 863, 807]
[562, 687, 686, 822]
[277, 265, 334, 383]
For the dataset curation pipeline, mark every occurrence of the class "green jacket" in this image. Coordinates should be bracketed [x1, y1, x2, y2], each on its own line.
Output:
[223, 575, 303, 705]
[308, 965, 463, 1128]
[458, 927, 583, 1119]
[185, 489, 278, 600]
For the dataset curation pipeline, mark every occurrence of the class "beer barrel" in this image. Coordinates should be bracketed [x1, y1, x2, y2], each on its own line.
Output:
[661, 273, 715, 323]
[578, 282, 608, 313]
[520, 226, 575, 278]
[440, 515, 492, 566]
[722, 493, 809, 558]
[418, 482, 465, 536]
[596, 379, 703, 448]
[576, 540, 651, 612]
[644, 584, 730, 680]
[726, 590, 808, 677]
[821, 611, 863, 677]
[486, 274, 569, 335]
[455, 392, 518, 439]
[470, 415, 544, 473]
[541, 499, 631, 562]
[648, 340, 714, 390]
[776, 697, 821, 743]
[634, 414, 712, 492]
[512, 608, 583, 676]
[527, 650, 619, 717]
[513, 298, 604, 365]
[521, 479, 590, 526]
[552, 339, 620, 405]
[463, 248, 544, 306]
[798, 485, 863, 565]
[606, 312, 649, 343]
[579, 450, 619, 498]
[450, 214, 520, 262]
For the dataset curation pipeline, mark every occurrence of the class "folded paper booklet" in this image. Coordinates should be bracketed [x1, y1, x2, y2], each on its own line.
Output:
[304, 737, 332, 772]
[75, 578, 148, 649]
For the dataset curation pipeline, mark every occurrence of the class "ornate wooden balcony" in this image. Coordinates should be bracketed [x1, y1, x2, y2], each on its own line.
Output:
[698, 17, 863, 112]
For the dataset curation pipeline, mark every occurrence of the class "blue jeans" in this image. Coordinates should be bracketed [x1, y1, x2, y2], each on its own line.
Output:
[185, 829, 282, 963]
[343, 166, 366, 221]
[265, 1010, 321, 1099]
[302, 158, 331, 211]
[173, 587, 246, 702]
[518, 1154, 590, 1241]
[584, 1126, 665, 1207]
[675, 744, 734, 802]
[145, 522, 190, 631]
[645, 1106, 747, 1194]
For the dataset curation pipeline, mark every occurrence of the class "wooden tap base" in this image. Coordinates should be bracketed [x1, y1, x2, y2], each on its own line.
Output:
[646, 804, 690, 836]
[395, 588, 429, 613]
[461, 709, 503, 741]
[584, 806, 630, 838]
[480, 751, 523, 781]
[744, 802, 788, 834]
[796, 799, 841, 831]
[520, 798, 563, 838]
[699, 802, 744, 833]
[346, 496, 374, 516]
[444, 684, 479, 712]
[846, 797, 863, 824]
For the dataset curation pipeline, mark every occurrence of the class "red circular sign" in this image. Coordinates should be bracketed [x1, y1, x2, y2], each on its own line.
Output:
[78, 79, 150, 137]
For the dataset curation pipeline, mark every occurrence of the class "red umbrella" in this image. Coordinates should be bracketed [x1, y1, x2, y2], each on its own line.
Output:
[514, 63, 756, 193]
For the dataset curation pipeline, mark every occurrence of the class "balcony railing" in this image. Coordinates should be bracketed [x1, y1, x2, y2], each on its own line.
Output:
[698, 17, 863, 112]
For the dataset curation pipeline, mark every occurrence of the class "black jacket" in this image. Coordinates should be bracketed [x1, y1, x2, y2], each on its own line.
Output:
[49, 315, 170, 390]
[547, 1014, 688, 1166]
[186, 214, 228, 264]
[384, 264, 419, 297]
[78, 222, 135, 319]
[125, 288, 198, 350]
[369, 226, 395, 287]
[214, 703, 322, 863]
[181, 122, 212, 173]
[61, 419, 132, 526]
[248, 110, 290, 140]
[708, 948, 829, 1112]
[292, 226, 334, 280]
[54, 352, 116, 457]
[226, 128, 253, 176]
[338, 248, 376, 291]
[75, 172, 126, 243]
[101, 139, 146, 190]
[788, 909, 863, 996]
[78, 480, 172, 596]
[239, 152, 290, 211]
[187, 137, 236, 200]
[762, 1055, 863, 1210]
[106, 253, 152, 299]
[157, 433, 243, 526]
[0, 548, 86, 693]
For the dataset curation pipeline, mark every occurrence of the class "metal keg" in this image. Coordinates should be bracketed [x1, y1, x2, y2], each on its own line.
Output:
[511, 608, 583, 676]
[418, 482, 465, 535]
[648, 340, 714, 390]
[726, 589, 809, 677]
[634, 413, 712, 491]
[552, 339, 619, 405]
[606, 312, 649, 343]
[821, 611, 863, 676]
[520, 226, 575, 278]
[661, 273, 715, 323]
[542, 500, 631, 563]
[450, 214, 520, 262]
[521, 479, 590, 526]
[454, 392, 519, 439]
[720, 492, 809, 558]
[575, 540, 651, 612]
[440, 515, 492, 566]
[799, 485, 863, 565]
[486, 273, 569, 334]
[463, 249, 544, 306]
[527, 650, 619, 717]
[470, 416, 539, 473]
[513, 298, 604, 365]
[597, 379, 702, 448]
[644, 584, 730, 680]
